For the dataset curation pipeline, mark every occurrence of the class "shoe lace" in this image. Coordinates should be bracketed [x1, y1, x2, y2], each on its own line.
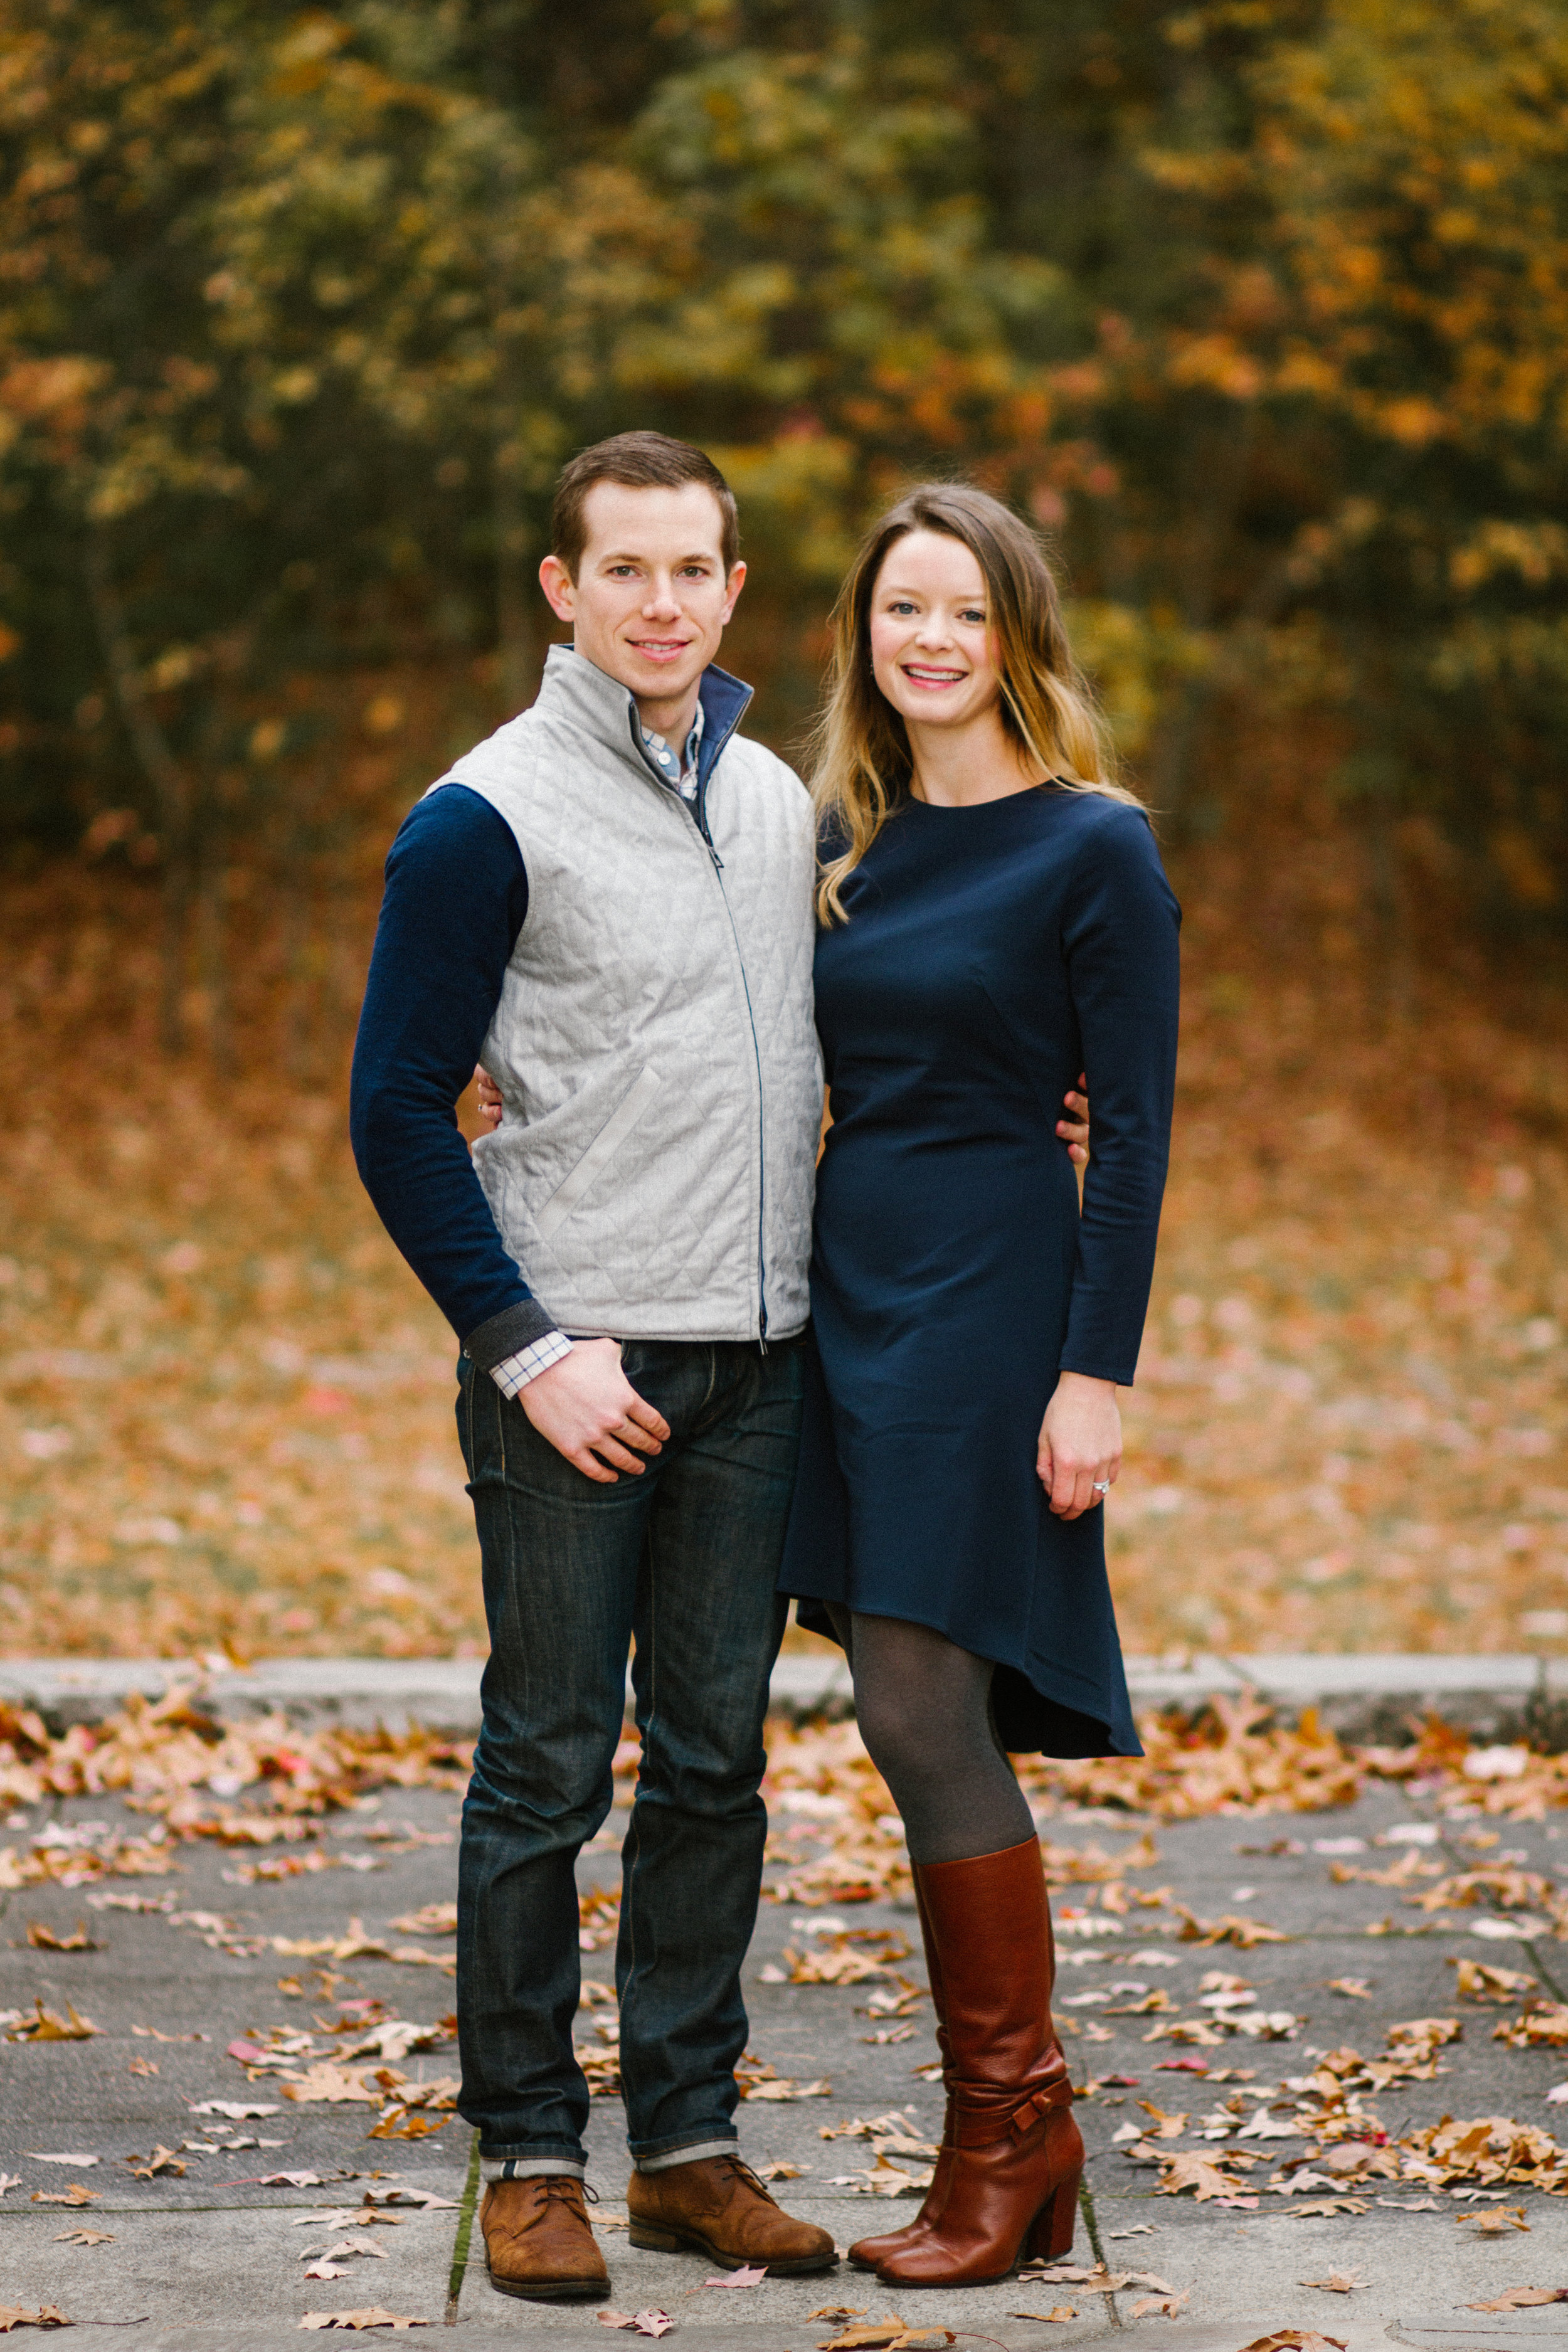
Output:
[540, 2176, 598, 2207]
[713, 2153, 775, 2203]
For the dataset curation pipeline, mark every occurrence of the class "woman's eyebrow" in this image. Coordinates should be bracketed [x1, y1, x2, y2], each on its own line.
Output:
[878, 580, 983, 600]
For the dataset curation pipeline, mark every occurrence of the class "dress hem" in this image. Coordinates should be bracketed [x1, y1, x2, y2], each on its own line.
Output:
[789, 1593, 1142, 1762]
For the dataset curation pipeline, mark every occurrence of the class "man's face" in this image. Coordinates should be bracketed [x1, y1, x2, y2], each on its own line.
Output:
[539, 480, 745, 720]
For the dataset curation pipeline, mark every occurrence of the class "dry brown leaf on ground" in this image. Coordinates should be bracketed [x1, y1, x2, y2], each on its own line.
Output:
[51, 2233, 110, 2247]
[1452, 1959, 1537, 2001]
[816, 2325, 954, 2351]
[1236, 2336, 1348, 2352]
[388, 1905, 455, 1936]
[366, 2111, 446, 2141]
[756, 2161, 807, 2180]
[29, 2190, 98, 2209]
[24, 1925, 98, 1952]
[1010, 2312, 1077, 2326]
[596, 2315, 674, 2338]
[281, 2066, 381, 2105]
[1466, 2289, 1568, 2310]
[1493, 2003, 1568, 2049]
[1173, 1909, 1288, 1948]
[128, 2146, 184, 2179]
[1326, 1978, 1373, 1998]
[1128, 2292, 1188, 2319]
[740, 2069, 831, 2102]
[1276, 2197, 1369, 2218]
[1154, 2151, 1246, 2200]
[703, 2266, 768, 2289]
[1401, 2112, 1568, 2193]
[1299, 2272, 1363, 2292]
[1461, 2205, 1530, 2234]
[6, 2001, 97, 2041]
[299, 2316, 432, 2333]
[0, 2311, 70, 2334]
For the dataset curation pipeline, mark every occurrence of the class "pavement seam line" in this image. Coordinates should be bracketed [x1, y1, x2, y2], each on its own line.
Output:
[443, 2127, 481, 2323]
[1523, 1937, 1566, 2005]
[1074, 2179, 1121, 2330]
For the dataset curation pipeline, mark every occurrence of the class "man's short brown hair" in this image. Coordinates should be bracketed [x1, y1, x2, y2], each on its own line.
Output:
[550, 432, 739, 580]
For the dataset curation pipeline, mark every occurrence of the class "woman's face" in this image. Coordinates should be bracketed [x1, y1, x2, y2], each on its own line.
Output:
[867, 529, 1002, 731]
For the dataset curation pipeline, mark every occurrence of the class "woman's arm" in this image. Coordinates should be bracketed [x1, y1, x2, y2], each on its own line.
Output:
[1037, 806, 1181, 1518]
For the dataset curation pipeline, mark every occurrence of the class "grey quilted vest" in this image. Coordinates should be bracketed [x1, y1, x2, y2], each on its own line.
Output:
[435, 645, 821, 1343]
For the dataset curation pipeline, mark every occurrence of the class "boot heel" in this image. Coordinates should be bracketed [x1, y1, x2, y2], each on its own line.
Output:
[1024, 2176, 1079, 2264]
[627, 2225, 686, 2255]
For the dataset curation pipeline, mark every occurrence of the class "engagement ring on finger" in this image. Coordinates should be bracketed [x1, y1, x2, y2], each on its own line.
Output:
[1093, 1480, 1110, 1493]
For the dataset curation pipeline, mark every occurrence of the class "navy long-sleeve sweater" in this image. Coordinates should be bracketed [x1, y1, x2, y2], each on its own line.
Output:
[349, 785, 556, 1366]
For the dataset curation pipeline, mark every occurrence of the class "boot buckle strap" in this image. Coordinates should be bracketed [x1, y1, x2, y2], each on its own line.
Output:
[950, 2081, 1069, 2149]
[1009, 2087, 1052, 2139]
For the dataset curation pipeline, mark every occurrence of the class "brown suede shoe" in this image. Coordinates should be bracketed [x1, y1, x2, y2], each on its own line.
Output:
[627, 2153, 836, 2274]
[481, 2175, 609, 2301]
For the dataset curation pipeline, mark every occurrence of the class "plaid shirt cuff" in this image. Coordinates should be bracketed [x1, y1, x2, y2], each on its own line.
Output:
[489, 1330, 573, 1399]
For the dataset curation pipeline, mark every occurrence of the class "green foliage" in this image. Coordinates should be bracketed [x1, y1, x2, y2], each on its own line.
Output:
[2, 0, 1567, 927]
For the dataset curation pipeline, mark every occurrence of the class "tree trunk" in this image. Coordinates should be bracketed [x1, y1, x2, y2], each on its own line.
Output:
[85, 531, 193, 1054]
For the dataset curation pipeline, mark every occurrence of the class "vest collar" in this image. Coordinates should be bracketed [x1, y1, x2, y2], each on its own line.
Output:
[538, 644, 754, 799]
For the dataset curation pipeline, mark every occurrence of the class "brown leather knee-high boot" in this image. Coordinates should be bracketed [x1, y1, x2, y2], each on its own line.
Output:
[847, 1873, 953, 2270]
[871, 1836, 1081, 2287]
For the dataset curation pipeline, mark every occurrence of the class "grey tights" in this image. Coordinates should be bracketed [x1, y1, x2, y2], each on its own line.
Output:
[824, 1606, 1036, 1866]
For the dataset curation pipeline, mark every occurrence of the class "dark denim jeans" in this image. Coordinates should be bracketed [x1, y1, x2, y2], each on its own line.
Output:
[454, 1335, 805, 2169]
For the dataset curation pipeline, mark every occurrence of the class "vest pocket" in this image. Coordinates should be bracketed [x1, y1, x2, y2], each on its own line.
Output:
[535, 1063, 662, 1242]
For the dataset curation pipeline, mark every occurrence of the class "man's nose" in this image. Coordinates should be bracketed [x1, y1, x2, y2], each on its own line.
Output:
[643, 576, 682, 616]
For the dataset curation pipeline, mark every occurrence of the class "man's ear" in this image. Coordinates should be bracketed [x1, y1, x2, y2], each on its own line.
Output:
[539, 554, 576, 623]
[719, 558, 748, 627]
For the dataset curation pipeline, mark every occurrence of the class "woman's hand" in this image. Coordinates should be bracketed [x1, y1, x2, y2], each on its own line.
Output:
[1056, 1070, 1089, 1168]
[1037, 1370, 1120, 1518]
[474, 1066, 504, 1128]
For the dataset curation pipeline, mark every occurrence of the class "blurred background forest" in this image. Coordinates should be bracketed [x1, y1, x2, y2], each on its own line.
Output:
[1, 0, 1565, 1663]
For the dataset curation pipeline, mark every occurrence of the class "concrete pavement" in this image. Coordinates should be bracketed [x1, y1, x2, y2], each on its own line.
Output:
[3, 1732, 1567, 2345]
[3, 1652, 1566, 1738]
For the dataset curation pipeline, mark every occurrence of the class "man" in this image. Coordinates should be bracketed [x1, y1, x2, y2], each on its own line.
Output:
[350, 433, 830, 2300]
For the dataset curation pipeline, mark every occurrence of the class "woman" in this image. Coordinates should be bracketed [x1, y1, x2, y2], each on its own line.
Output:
[779, 482, 1179, 2286]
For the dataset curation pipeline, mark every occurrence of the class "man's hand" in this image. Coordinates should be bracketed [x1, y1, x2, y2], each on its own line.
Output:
[475, 1066, 504, 1128]
[1037, 1370, 1120, 1519]
[521, 1338, 670, 1483]
[1057, 1070, 1089, 1168]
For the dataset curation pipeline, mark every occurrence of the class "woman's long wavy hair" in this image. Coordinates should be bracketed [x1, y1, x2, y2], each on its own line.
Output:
[810, 482, 1143, 924]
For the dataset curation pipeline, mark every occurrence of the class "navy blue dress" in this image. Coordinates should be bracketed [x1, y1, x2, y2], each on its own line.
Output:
[779, 786, 1180, 1757]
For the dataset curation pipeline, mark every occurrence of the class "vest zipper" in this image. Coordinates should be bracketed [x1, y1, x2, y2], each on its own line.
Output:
[689, 800, 768, 1346]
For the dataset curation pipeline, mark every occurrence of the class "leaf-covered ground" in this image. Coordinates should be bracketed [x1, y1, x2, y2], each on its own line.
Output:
[1, 795, 1565, 1663]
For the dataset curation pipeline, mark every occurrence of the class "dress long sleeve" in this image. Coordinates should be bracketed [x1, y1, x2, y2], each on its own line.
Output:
[1056, 803, 1181, 1387]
